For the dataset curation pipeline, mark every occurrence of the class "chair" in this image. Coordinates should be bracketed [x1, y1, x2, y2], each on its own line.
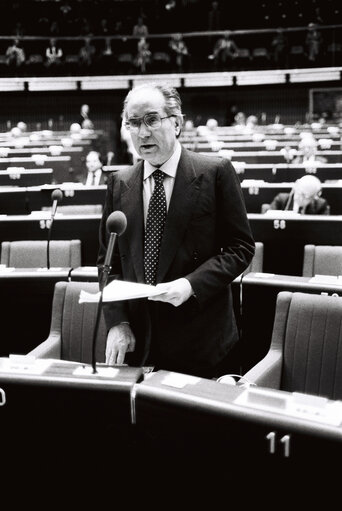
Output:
[28, 280, 106, 364]
[42, 204, 103, 215]
[242, 291, 342, 400]
[1, 239, 81, 268]
[302, 244, 342, 277]
[242, 241, 264, 276]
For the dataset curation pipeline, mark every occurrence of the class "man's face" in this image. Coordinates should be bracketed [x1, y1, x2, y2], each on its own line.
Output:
[125, 88, 179, 166]
[86, 152, 101, 172]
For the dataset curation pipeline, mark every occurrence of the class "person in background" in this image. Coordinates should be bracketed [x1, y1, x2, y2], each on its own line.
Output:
[132, 17, 149, 38]
[45, 38, 63, 67]
[268, 175, 330, 215]
[292, 136, 327, 164]
[83, 150, 107, 186]
[6, 39, 25, 68]
[134, 37, 151, 73]
[78, 37, 96, 68]
[97, 82, 255, 379]
[208, 31, 238, 70]
[78, 103, 94, 129]
[169, 33, 189, 72]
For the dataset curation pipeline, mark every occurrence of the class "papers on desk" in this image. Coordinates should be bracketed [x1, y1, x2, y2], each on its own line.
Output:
[79, 279, 166, 303]
[309, 274, 342, 285]
[264, 210, 301, 217]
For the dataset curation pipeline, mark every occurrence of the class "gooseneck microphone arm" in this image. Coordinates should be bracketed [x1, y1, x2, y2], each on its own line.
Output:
[92, 210, 127, 374]
[47, 188, 63, 269]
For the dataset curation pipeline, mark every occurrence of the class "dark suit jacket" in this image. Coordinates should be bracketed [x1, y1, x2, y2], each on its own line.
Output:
[269, 192, 330, 215]
[80, 169, 107, 185]
[97, 148, 255, 376]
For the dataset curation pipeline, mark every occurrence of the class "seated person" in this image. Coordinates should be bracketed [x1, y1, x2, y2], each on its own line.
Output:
[268, 175, 330, 215]
[82, 150, 107, 186]
[292, 136, 327, 164]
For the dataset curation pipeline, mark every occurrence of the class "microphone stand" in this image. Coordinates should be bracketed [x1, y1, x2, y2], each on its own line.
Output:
[46, 216, 55, 270]
[91, 233, 117, 374]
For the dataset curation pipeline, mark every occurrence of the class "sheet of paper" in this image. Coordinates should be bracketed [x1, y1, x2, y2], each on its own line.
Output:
[79, 279, 166, 303]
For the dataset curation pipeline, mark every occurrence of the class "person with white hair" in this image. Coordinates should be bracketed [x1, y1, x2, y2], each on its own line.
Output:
[268, 174, 330, 215]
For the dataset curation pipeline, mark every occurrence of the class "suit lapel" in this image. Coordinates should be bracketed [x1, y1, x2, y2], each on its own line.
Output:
[157, 148, 203, 282]
[120, 162, 145, 282]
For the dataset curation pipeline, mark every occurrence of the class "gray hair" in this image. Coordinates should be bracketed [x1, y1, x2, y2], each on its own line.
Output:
[122, 82, 184, 129]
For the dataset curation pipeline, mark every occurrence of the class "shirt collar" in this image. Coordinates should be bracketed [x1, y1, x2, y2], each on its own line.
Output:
[143, 141, 181, 180]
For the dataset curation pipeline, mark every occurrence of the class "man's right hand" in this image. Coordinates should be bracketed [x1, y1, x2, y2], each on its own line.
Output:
[105, 323, 136, 365]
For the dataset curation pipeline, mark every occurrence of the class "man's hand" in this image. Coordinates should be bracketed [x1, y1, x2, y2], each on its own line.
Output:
[105, 323, 136, 365]
[148, 278, 194, 307]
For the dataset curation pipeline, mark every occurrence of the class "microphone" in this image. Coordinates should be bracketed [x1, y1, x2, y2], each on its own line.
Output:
[51, 188, 63, 220]
[47, 188, 63, 270]
[93, 211, 127, 373]
[100, 210, 127, 289]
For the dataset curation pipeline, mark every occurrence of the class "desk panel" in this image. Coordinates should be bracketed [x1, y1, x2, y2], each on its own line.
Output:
[134, 369, 342, 491]
[242, 183, 342, 214]
[248, 214, 342, 275]
[0, 187, 29, 214]
[26, 184, 107, 212]
[0, 268, 70, 356]
[200, 150, 342, 164]
[0, 169, 53, 187]
[0, 156, 73, 183]
[0, 214, 101, 266]
[234, 163, 342, 183]
[0, 359, 143, 493]
[239, 273, 342, 372]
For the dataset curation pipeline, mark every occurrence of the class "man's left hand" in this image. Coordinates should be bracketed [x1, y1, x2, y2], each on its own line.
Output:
[148, 278, 194, 307]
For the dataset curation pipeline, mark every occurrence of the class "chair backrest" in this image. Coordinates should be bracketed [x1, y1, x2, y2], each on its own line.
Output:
[302, 244, 342, 277]
[273, 292, 342, 400]
[1, 239, 81, 268]
[51, 280, 107, 364]
[243, 241, 264, 275]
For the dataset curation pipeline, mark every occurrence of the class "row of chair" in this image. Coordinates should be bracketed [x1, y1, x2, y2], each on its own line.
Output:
[1, 239, 341, 279]
[27, 279, 342, 403]
[245, 241, 342, 277]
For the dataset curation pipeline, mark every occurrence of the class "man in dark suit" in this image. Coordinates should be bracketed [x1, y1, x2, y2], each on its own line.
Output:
[97, 82, 255, 378]
[268, 175, 330, 215]
[83, 150, 107, 186]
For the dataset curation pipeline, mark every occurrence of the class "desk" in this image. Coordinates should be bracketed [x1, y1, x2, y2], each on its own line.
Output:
[239, 272, 342, 371]
[248, 213, 342, 275]
[134, 369, 342, 490]
[234, 163, 342, 182]
[0, 214, 101, 266]
[0, 168, 53, 187]
[0, 187, 29, 214]
[26, 184, 106, 212]
[0, 156, 73, 183]
[242, 182, 342, 214]
[0, 358, 143, 492]
[0, 268, 70, 356]
[199, 150, 342, 164]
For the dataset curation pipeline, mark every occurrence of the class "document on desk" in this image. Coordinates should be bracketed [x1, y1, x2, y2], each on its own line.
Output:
[79, 279, 166, 303]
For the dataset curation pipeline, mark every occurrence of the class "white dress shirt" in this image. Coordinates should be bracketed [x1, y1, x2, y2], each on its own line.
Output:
[143, 141, 181, 225]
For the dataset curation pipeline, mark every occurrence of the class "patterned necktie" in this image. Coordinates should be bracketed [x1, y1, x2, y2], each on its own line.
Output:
[144, 169, 167, 285]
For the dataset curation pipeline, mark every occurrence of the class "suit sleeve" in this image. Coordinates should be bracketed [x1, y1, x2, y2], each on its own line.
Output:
[186, 157, 255, 308]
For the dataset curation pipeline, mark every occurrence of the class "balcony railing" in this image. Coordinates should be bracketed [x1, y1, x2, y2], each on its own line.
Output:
[1, 25, 341, 77]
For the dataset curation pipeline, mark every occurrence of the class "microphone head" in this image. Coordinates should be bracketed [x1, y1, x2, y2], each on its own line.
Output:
[106, 210, 127, 236]
[51, 188, 63, 202]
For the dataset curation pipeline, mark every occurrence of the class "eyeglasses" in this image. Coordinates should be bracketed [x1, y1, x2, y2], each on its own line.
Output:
[124, 113, 175, 131]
